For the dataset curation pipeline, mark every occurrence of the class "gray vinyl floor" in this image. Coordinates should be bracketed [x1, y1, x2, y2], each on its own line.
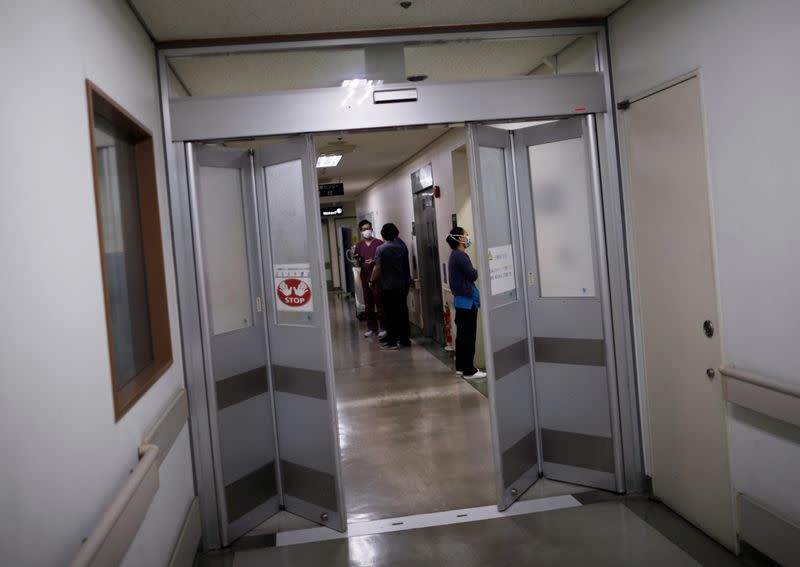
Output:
[196, 294, 762, 566]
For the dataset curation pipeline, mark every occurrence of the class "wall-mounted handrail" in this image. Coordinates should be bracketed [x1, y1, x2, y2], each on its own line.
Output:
[70, 389, 196, 567]
[70, 444, 161, 567]
[720, 364, 800, 399]
[721, 364, 800, 428]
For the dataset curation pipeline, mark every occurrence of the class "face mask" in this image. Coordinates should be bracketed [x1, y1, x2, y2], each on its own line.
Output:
[451, 233, 472, 248]
[362, 229, 373, 239]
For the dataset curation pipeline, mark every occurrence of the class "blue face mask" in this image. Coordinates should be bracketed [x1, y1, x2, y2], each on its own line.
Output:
[450, 232, 472, 249]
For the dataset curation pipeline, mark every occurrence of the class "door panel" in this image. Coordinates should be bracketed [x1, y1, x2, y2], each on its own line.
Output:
[254, 136, 346, 532]
[412, 189, 444, 343]
[466, 125, 540, 510]
[188, 145, 279, 543]
[514, 117, 619, 491]
[624, 77, 735, 549]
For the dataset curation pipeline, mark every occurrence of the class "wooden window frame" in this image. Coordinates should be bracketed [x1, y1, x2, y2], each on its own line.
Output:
[86, 80, 172, 421]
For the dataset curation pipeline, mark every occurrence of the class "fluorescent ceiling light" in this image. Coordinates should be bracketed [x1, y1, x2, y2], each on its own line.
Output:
[316, 154, 342, 168]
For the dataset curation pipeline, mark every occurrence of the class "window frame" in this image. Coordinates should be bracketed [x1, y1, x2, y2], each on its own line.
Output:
[86, 80, 172, 421]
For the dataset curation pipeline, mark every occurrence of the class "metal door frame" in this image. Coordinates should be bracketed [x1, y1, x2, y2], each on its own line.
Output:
[156, 24, 644, 550]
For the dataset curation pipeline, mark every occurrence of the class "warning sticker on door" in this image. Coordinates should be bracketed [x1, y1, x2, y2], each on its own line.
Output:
[274, 264, 313, 312]
[488, 244, 516, 296]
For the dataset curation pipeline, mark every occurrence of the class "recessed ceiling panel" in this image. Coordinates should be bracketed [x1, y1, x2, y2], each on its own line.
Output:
[168, 35, 594, 98]
[131, 0, 626, 41]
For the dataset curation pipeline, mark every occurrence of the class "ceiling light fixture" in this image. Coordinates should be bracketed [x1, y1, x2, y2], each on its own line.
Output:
[316, 154, 342, 168]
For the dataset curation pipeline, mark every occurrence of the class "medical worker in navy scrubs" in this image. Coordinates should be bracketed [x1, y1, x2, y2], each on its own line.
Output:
[446, 227, 487, 380]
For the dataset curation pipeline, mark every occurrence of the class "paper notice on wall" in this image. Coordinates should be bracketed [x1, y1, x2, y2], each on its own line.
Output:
[488, 244, 516, 296]
[274, 263, 313, 312]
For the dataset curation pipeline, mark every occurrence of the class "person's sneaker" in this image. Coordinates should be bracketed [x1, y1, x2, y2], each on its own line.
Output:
[378, 330, 388, 339]
[364, 330, 375, 338]
[463, 370, 487, 380]
[455, 371, 464, 376]
[380, 343, 400, 351]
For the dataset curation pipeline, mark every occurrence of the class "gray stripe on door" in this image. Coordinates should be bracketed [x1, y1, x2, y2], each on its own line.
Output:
[281, 460, 338, 512]
[533, 337, 606, 367]
[273, 365, 328, 400]
[502, 431, 538, 488]
[216, 366, 269, 411]
[493, 339, 529, 381]
[541, 428, 615, 473]
[225, 461, 277, 523]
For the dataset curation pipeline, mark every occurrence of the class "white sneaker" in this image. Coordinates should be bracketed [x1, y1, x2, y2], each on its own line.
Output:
[463, 370, 487, 380]
[378, 330, 388, 339]
[455, 371, 464, 376]
[364, 330, 375, 337]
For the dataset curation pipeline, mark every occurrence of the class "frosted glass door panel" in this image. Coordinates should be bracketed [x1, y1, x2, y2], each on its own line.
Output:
[198, 166, 253, 335]
[478, 146, 517, 302]
[264, 160, 308, 264]
[263, 159, 313, 325]
[528, 138, 596, 297]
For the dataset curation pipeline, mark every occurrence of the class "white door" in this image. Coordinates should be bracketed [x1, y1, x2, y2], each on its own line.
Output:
[623, 76, 736, 549]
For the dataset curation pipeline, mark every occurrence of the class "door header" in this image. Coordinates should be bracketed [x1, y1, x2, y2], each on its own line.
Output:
[169, 73, 606, 142]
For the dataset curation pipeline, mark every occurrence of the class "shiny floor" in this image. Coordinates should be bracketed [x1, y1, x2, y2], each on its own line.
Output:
[250, 292, 587, 536]
[330, 293, 592, 522]
[198, 294, 765, 566]
[200, 497, 762, 567]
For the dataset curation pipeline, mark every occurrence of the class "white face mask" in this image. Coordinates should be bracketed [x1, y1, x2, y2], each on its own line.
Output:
[362, 229, 373, 239]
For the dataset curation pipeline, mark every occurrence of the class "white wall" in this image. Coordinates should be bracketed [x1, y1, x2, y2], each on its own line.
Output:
[451, 147, 485, 367]
[0, 2, 194, 565]
[610, 0, 800, 525]
[356, 129, 466, 328]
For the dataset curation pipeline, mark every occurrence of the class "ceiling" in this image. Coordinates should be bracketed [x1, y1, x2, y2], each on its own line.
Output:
[130, 0, 626, 42]
[224, 127, 452, 202]
[312, 127, 449, 202]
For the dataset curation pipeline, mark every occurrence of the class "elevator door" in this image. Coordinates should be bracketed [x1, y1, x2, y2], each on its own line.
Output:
[466, 125, 540, 510]
[412, 189, 445, 344]
[188, 145, 279, 544]
[253, 135, 346, 532]
[514, 117, 621, 491]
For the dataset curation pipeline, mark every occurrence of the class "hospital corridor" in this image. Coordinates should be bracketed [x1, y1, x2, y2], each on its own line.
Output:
[2, 1, 799, 566]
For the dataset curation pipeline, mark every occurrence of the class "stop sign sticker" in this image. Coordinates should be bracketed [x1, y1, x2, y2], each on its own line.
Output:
[276, 277, 313, 312]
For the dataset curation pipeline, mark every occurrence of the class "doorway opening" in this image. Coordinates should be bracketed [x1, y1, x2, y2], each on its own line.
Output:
[186, 118, 618, 545]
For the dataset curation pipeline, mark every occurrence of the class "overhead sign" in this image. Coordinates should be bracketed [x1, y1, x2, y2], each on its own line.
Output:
[321, 206, 344, 217]
[319, 182, 344, 197]
[274, 264, 313, 312]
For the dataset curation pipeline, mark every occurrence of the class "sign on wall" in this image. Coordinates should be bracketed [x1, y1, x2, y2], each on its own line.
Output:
[274, 263, 313, 312]
[488, 244, 516, 296]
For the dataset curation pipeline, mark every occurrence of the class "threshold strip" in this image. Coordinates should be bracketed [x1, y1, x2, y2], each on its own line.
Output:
[276, 494, 582, 547]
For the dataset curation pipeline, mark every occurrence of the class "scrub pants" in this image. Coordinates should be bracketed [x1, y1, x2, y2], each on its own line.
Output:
[362, 281, 384, 332]
[381, 287, 410, 346]
[455, 306, 478, 375]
